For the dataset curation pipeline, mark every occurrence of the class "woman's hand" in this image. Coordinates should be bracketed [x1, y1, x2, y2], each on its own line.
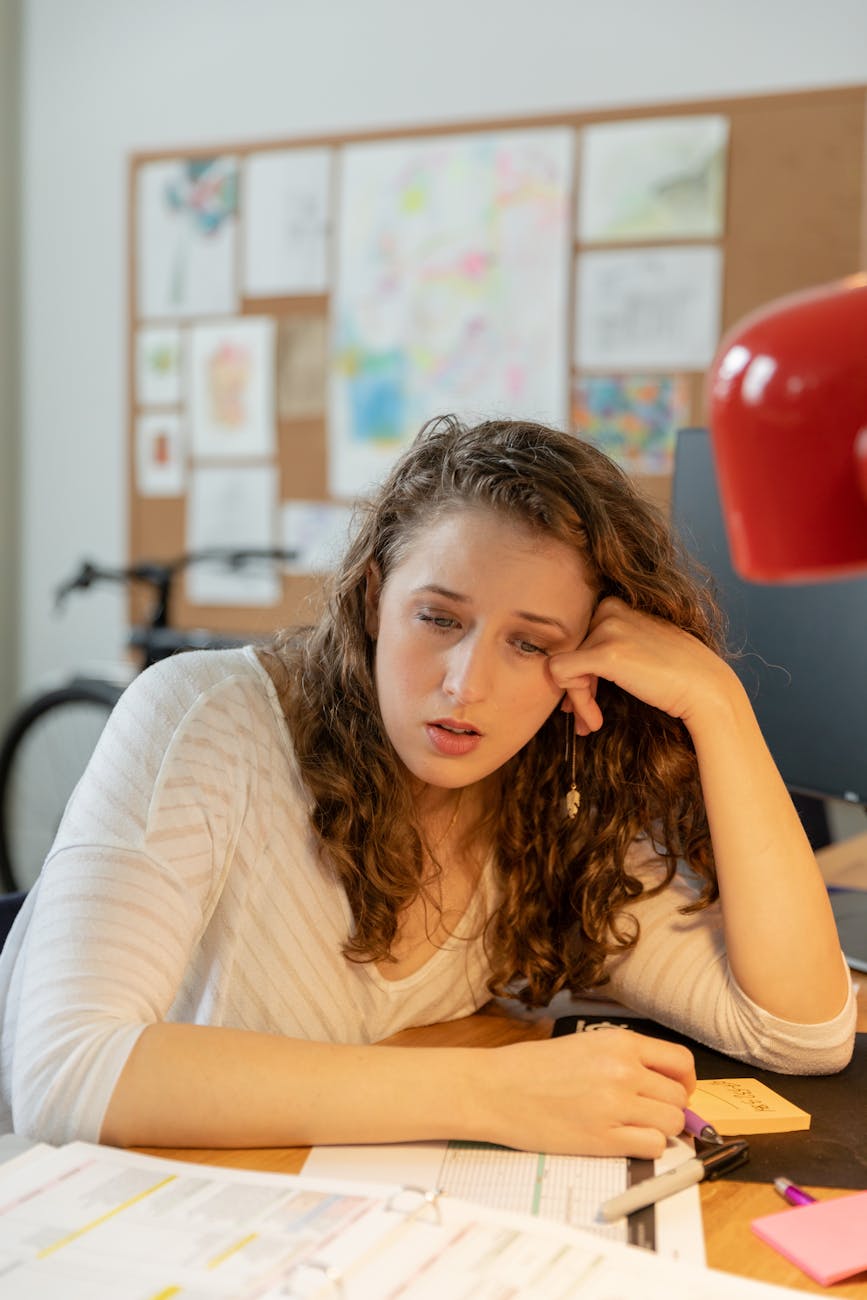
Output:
[547, 597, 732, 736]
[475, 1028, 695, 1158]
[546, 600, 851, 1029]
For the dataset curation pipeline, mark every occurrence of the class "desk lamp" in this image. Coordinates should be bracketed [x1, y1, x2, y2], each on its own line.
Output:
[707, 274, 867, 583]
[707, 274, 867, 972]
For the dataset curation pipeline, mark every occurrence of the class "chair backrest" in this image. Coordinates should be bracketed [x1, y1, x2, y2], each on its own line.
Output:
[0, 893, 26, 952]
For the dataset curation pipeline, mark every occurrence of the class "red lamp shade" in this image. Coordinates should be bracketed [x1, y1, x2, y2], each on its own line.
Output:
[707, 274, 867, 582]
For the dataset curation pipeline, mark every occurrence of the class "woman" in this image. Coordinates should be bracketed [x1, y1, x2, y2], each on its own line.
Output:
[0, 416, 854, 1156]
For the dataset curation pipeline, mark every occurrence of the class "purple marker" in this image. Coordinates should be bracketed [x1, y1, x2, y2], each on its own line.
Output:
[683, 1107, 725, 1146]
[774, 1177, 817, 1207]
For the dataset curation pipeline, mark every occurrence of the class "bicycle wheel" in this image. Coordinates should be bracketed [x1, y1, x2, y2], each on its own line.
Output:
[0, 679, 123, 892]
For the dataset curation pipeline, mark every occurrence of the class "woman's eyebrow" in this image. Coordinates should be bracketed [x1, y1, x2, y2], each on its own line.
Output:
[411, 585, 570, 635]
[411, 583, 468, 602]
[516, 610, 570, 634]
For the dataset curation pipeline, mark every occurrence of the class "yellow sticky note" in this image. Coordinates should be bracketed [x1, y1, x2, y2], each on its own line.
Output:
[688, 1078, 811, 1135]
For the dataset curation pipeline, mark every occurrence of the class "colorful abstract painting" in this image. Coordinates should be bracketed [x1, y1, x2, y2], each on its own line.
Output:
[572, 374, 691, 474]
[330, 129, 574, 496]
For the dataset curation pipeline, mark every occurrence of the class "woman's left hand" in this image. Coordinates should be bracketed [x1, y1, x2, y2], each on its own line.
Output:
[550, 601, 853, 1031]
[548, 596, 732, 736]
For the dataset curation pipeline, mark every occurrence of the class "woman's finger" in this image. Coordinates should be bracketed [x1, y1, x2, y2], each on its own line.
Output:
[557, 673, 602, 734]
[606, 1125, 671, 1161]
[634, 1034, 697, 1093]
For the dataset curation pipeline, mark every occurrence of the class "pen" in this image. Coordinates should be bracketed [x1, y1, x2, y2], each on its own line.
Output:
[599, 1139, 750, 1222]
[774, 1176, 817, 1207]
[683, 1107, 725, 1146]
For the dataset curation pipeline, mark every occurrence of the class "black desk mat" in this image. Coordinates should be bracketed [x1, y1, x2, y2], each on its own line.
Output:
[552, 1015, 866, 1189]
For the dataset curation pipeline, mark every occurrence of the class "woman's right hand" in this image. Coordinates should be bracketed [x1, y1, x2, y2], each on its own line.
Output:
[475, 1028, 695, 1158]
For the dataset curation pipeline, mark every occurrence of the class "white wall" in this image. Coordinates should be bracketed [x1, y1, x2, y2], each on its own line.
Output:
[0, 0, 20, 722]
[19, 0, 867, 695]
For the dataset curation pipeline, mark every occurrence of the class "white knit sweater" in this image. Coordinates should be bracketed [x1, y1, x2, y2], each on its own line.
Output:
[0, 648, 855, 1143]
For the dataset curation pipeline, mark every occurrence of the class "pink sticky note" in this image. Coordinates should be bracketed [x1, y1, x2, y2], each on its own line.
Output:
[751, 1191, 867, 1286]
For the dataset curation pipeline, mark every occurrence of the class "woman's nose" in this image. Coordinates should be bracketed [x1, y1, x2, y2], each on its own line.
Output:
[442, 636, 491, 704]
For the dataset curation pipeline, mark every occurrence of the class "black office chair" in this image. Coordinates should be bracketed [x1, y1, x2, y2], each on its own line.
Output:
[0, 892, 26, 951]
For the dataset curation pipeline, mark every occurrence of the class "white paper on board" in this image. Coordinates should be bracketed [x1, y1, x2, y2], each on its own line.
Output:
[280, 500, 355, 574]
[578, 114, 729, 243]
[189, 317, 276, 461]
[186, 464, 280, 606]
[135, 326, 184, 406]
[136, 157, 238, 320]
[574, 246, 723, 371]
[135, 412, 186, 497]
[329, 128, 575, 497]
[243, 147, 332, 296]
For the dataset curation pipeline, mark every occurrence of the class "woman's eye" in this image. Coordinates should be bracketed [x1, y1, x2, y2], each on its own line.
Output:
[417, 612, 459, 631]
[514, 638, 547, 657]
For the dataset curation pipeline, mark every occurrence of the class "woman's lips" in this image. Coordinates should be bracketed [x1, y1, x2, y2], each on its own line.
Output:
[425, 720, 482, 756]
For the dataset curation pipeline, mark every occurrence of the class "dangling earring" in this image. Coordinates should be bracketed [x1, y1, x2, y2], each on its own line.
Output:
[564, 716, 580, 819]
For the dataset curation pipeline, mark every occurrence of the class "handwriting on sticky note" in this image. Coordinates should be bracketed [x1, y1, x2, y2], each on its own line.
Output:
[688, 1079, 811, 1134]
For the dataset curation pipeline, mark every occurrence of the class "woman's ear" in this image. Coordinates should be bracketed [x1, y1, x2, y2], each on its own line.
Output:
[364, 562, 382, 638]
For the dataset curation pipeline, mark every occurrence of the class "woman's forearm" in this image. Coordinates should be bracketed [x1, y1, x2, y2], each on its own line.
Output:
[99, 1019, 694, 1159]
[100, 1021, 483, 1149]
[684, 665, 850, 1023]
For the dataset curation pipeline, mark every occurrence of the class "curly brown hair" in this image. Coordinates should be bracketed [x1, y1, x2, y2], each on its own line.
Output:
[263, 415, 725, 1006]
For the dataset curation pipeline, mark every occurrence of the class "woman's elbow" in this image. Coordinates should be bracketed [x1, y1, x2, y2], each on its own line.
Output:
[10, 1021, 145, 1145]
[740, 1028, 856, 1077]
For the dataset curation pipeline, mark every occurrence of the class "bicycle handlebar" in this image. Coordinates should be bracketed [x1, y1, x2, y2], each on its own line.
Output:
[55, 560, 166, 605]
[54, 549, 299, 625]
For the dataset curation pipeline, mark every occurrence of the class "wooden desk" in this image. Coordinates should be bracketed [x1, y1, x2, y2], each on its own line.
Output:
[139, 980, 866, 1297]
[815, 830, 867, 891]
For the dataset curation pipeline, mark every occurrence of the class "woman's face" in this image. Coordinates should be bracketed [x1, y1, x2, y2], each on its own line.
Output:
[365, 506, 597, 791]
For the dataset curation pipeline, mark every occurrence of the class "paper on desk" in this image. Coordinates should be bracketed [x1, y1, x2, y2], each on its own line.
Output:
[0, 1141, 801, 1299]
[690, 1078, 811, 1135]
[304, 1134, 706, 1264]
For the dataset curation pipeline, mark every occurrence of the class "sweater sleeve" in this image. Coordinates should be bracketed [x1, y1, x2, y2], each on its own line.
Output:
[1, 651, 260, 1143]
[603, 844, 857, 1075]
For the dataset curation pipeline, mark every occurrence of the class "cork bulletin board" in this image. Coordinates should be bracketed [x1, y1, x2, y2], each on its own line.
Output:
[128, 83, 867, 636]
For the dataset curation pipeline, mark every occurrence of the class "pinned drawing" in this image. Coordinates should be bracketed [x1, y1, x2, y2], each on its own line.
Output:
[572, 374, 691, 475]
[575, 246, 723, 371]
[135, 412, 185, 497]
[186, 464, 280, 606]
[189, 317, 275, 460]
[137, 156, 239, 319]
[330, 128, 574, 496]
[578, 115, 729, 243]
[280, 500, 355, 574]
[135, 326, 184, 406]
[244, 148, 332, 296]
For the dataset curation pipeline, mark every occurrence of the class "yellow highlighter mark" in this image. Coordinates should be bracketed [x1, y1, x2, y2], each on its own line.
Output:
[208, 1232, 258, 1268]
[146, 1289, 183, 1299]
[37, 1175, 177, 1258]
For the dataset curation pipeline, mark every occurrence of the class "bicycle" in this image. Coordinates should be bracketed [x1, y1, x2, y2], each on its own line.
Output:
[0, 549, 296, 894]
